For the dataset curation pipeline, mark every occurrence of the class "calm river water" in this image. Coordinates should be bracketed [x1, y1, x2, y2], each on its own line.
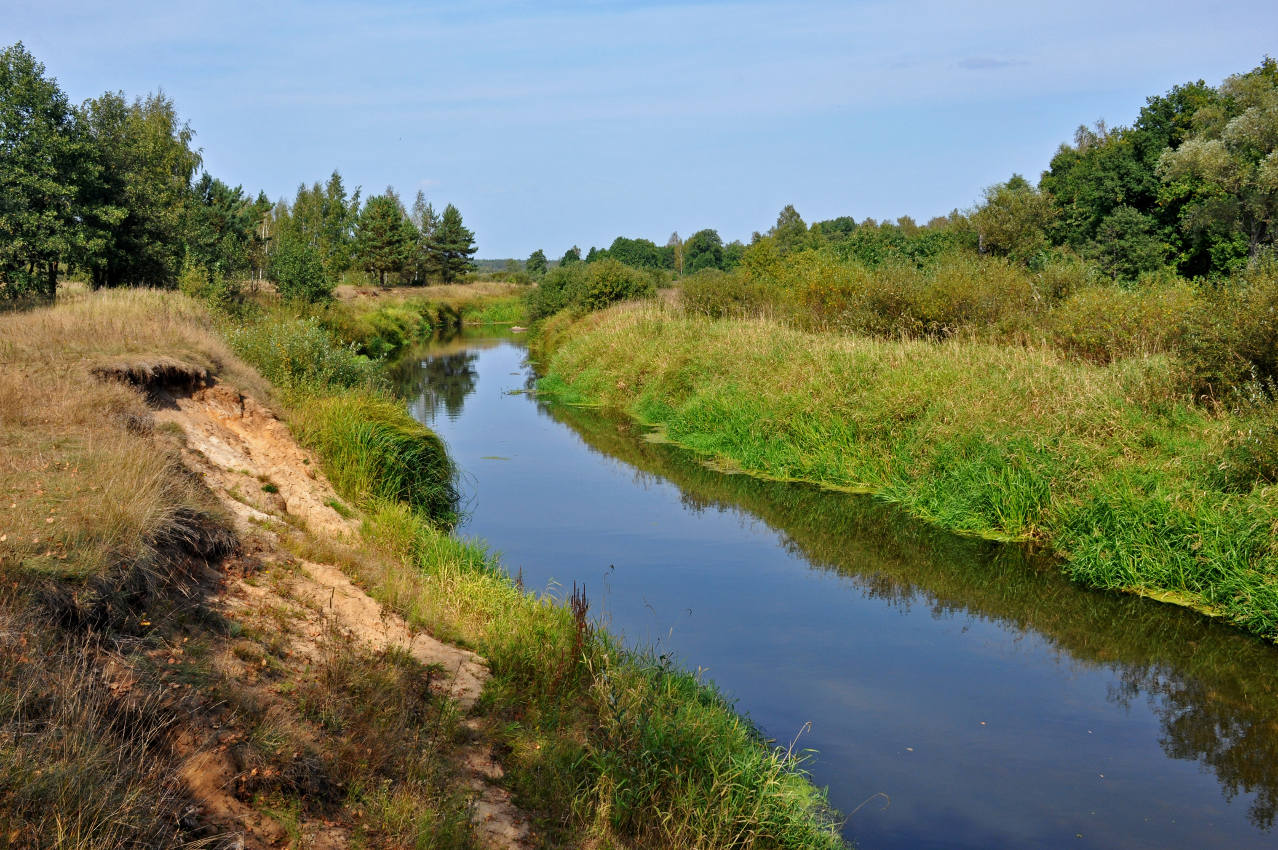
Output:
[401, 329, 1278, 849]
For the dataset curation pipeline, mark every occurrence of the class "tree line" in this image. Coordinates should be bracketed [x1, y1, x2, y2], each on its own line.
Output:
[524, 57, 1276, 286]
[0, 42, 476, 304]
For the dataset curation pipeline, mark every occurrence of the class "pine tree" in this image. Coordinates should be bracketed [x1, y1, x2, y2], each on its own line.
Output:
[411, 191, 442, 283]
[354, 191, 414, 286]
[432, 203, 476, 284]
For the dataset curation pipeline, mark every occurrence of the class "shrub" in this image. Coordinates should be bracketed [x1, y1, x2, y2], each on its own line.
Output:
[526, 259, 654, 320]
[177, 256, 244, 312]
[1045, 283, 1200, 363]
[796, 252, 1039, 339]
[1213, 409, 1278, 491]
[679, 268, 779, 319]
[270, 239, 334, 302]
[1182, 265, 1278, 398]
[229, 317, 379, 391]
[577, 258, 655, 311]
[525, 263, 588, 320]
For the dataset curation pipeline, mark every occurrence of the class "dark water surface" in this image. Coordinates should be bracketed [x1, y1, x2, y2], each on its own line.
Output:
[401, 330, 1278, 849]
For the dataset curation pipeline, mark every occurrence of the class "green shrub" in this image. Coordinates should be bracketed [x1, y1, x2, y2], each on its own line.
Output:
[679, 268, 780, 319]
[796, 252, 1039, 339]
[178, 256, 244, 312]
[1214, 413, 1278, 492]
[292, 392, 458, 526]
[1182, 265, 1278, 398]
[270, 239, 334, 303]
[577, 258, 654, 311]
[229, 317, 379, 391]
[526, 259, 654, 320]
[1045, 283, 1200, 363]
[525, 263, 588, 320]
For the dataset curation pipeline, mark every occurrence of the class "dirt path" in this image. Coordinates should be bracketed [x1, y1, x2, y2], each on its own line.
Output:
[155, 382, 531, 849]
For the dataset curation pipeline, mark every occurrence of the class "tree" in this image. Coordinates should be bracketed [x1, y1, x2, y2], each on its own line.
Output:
[971, 175, 1057, 264]
[560, 245, 581, 266]
[185, 173, 264, 282]
[354, 191, 414, 286]
[768, 205, 813, 255]
[276, 172, 361, 281]
[606, 236, 664, 269]
[0, 42, 89, 299]
[78, 90, 201, 288]
[1086, 206, 1168, 281]
[410, 191, 441, 283]
[432, 203, 477, 283]
[811, 216, 858, 244]
[666, 232, 683, 275]
[585, 246, 602, 263]
[269, 237, 332, 302]
[684, 228, 724, 272]
[1157, 59, 1278, 271]
[526, 248, 548, 277]
[722, 240, 746, 270]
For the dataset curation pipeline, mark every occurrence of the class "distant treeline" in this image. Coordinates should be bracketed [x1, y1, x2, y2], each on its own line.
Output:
[526, 56, 1277, 287]
[0, 42, 477, 304]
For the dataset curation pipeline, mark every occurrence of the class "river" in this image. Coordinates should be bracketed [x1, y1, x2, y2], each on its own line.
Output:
[399, 328, 1278, 849]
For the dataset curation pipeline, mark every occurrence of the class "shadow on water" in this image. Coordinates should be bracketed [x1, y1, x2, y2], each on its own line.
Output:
[398, 331, 1278, 846]
[541, 398, 1278, 833]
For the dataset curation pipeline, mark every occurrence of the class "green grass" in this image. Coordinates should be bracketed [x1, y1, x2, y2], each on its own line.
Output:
[534, 302, 1278, 641]
[462, 293, 525, 325]
[290, 391, 460, 527]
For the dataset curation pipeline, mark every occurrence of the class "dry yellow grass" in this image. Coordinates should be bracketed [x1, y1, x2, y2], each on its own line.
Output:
[333, 280, 521, 303]
[0, 289, 268, 582]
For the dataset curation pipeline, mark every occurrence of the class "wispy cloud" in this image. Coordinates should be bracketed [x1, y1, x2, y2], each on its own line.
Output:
[957, 57, 1027, 71]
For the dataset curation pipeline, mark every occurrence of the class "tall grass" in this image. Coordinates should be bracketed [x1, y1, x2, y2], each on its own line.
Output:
[535, 302, 1278, 640]
[291, 392, 459, 526]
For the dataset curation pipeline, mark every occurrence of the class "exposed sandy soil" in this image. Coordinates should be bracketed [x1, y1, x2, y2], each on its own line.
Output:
[151, 379, 531, 849]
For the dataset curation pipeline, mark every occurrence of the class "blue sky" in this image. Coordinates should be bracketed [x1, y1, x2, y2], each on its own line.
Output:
[6, 1, 1277, 257]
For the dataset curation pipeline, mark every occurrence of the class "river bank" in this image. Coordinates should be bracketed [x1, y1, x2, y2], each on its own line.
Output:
[532, 302, 1278, 642]
[0, 287, 842, 849]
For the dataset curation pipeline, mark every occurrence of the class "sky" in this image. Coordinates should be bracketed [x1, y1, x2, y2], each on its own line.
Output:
[6, 1, 1277, 258]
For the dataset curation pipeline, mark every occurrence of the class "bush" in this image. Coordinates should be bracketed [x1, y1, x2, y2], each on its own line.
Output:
[178, 256, 244, 312]
[577, 258, 654, 311]
[1044, 283, 1200, 363]
[796, 252, 1039, 338]
[1182, 265, 1278, 398]
[679, 268, 779, 319]
[526, 259, 654, 320]
[1213, 407, 1278, 491]
[229, 317, 380, 391]
[270, 239, 334, 303]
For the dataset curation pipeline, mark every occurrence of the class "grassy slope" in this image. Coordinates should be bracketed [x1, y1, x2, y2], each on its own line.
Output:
[0, 290, 484, 848]
[534, 302, 1278, 640]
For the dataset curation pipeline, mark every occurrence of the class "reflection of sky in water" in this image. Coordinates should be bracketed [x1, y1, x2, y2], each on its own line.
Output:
[406, 334, 1278, 849]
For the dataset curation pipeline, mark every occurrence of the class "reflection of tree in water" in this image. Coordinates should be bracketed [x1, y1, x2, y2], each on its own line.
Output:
[1117, 662, 1278, 830]
[399, 349, 479, 423]
[541, 396, 1278, 833]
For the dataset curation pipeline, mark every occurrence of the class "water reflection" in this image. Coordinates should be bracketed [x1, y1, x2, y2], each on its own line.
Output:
[392, 335, 482, 423]
[543, 400, 1278, 832]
